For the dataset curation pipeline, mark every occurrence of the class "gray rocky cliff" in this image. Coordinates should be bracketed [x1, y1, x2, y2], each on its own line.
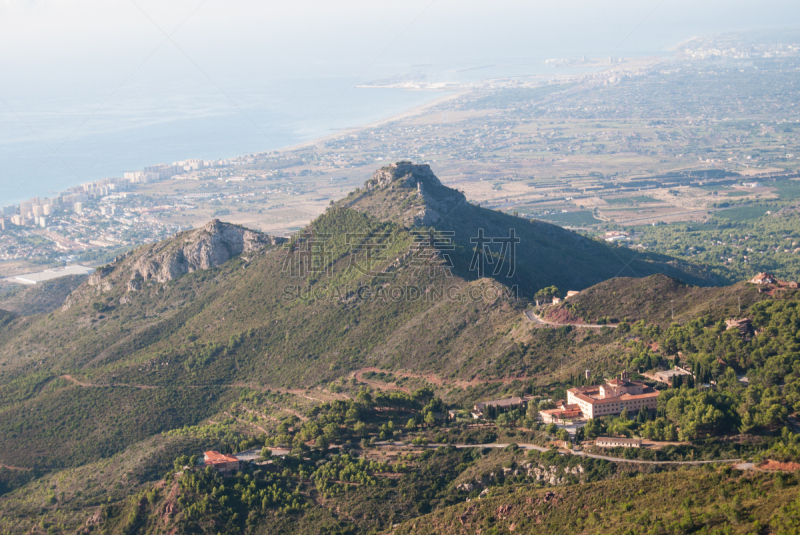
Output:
[363, 162, 466, 227]
[62, 220, 284, 309]
[129, 219, 280, 285]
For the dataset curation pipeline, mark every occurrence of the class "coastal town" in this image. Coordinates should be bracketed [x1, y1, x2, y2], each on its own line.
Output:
[1, 35, 800, 280]
[0, 154, 316, 273]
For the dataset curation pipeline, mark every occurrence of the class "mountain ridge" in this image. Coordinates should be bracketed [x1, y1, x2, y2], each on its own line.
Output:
[0, 163, 736, 478]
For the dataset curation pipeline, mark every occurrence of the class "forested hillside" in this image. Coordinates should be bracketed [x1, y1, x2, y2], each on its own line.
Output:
[0, 165, 718, 473]
[0, 164, 798, 534]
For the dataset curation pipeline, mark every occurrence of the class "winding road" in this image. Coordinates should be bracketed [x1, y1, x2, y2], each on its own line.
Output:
[376, 441, 742, 466]
[524, 310, 618, 329]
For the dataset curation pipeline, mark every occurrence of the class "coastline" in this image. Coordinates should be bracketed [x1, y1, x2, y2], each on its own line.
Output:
[274, 89, 467, 155]
[5, 60, 614, 206]
[2, 89, 467, 208]
[272, 66, 604, 156]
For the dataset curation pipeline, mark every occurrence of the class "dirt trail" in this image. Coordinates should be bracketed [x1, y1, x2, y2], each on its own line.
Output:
[758, 459, 800, 471]
[62, 367, 540, 405]
[60, 374, 158, 390]
[376, 441, 743, 466]
[240, 407, 280, 423]
[218, 382, 349, 402]
[223, 411, 269, 434]
[61, 374, 92, 387]
[352, 369, 412, 393]
[0, 464, 32, 471]
[351, 367, 541, 391]
[61, 376, 340, 404]
[281, 388, 350, 403]
[278, 407, 309, 421]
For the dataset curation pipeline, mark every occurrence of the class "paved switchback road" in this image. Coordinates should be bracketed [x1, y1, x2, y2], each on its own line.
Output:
[377, 441, 740, 466]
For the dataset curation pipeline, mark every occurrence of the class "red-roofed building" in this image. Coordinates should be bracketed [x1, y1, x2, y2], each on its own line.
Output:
[567, 371, 659, 419]
[750, 272, 777, 285]
[204, 450, 240, 473]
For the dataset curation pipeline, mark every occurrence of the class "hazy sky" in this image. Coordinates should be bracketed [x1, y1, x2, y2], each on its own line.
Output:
[2, 0, 799, 96]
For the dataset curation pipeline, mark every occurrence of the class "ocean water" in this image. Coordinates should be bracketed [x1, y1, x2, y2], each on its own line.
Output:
[0, 78, 444, 205]
[0, 59, 597, 206]
[1, 0, 799, 206]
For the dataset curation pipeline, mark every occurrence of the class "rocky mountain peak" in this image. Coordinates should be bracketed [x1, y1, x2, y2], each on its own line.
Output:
[366, 162, 442, 191]
[349, 162, 466, 227]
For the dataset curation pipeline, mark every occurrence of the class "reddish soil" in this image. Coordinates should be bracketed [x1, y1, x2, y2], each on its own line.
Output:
[353, 369, 412, 393]
[758, 459, 800, 471]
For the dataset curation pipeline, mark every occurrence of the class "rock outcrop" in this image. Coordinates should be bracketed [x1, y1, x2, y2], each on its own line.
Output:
[128, 219, 281, 285]
[358, 162, 467, 227]
[63, 220, 284, 309]
[455, 462, 585, 494]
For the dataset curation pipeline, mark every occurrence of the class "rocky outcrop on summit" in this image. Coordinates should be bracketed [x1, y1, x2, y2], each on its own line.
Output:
[355, 162, 466, 227]
[343, 161, 720, 295]
[128, 219, 281, 285]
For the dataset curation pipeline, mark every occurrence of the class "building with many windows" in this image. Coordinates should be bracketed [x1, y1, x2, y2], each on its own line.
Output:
[567, 372, 659, 419]
[596, 437, 642, 448]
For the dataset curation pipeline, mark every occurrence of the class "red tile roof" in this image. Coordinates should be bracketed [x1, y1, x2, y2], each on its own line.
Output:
[204, 450, 239, 464]
[568, 385, 659, 405]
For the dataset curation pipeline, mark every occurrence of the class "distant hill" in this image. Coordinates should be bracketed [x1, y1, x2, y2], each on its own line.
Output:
[548, 274, 766, 326]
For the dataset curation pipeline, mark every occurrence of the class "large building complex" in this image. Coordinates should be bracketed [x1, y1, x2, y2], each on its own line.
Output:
[567, 372, 659, 419]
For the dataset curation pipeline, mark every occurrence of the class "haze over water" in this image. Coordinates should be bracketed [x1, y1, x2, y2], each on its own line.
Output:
[1, 0, 799, 205]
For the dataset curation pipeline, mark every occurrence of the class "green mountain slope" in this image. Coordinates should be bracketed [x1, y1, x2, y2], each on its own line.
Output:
[0, 163, 731, 474]
[548, 274, 767, 326]
[389, 466, 799, 535]
[0, 163, 777, 534]
[340, 163, 721, 296]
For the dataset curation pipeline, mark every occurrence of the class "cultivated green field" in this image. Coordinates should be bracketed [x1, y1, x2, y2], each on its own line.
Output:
[716, 205, 771, 221]
[535, 210, 603, 226]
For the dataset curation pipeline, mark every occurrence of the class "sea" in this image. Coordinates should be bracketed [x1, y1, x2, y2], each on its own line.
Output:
[1, 0, 798, 206]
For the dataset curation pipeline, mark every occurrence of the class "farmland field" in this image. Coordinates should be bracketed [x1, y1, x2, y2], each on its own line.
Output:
[535, 210, 603, 226]
[714, 205, 770, 221]
[605, 196, 661, 204]
[772, 180, 800, 200]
